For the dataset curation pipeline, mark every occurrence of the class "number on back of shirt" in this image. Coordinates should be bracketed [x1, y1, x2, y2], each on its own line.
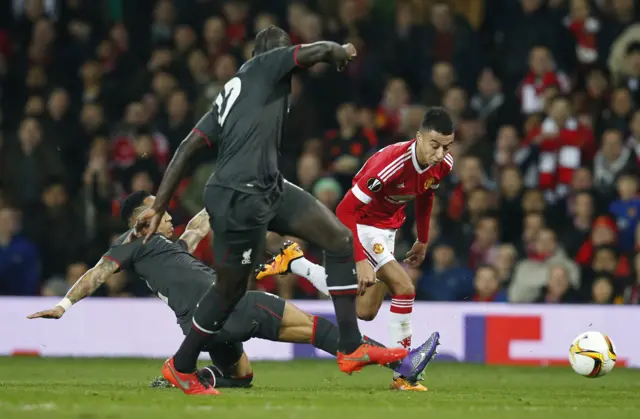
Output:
[214, 77, 242, 127]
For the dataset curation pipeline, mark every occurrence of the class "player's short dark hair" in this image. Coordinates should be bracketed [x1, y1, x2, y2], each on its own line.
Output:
[120, 190, 152, 225]
[420, 107, 454, 135]
[254, 25, 291, 55]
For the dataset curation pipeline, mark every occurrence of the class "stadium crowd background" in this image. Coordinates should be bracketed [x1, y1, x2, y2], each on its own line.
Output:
[0, 0, 639, 305]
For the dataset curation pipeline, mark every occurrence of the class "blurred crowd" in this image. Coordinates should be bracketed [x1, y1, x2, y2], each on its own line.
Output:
[0, 0, 639, 305]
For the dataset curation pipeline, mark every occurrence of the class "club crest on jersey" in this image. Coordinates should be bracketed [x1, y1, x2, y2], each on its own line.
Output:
[367, 178, 382, 192]
[373, 243, 384, 254]
[424, 178, 437, 190]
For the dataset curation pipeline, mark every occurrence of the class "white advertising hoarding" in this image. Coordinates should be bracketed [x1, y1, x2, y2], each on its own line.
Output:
[1, 297, 637, 366]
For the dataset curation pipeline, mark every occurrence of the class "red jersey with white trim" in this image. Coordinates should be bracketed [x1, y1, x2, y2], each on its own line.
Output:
[350, 139, 453, 229]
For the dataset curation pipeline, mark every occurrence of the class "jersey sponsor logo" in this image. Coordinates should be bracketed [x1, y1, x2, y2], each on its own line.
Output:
[386, 194, 416, 204]
[367, 178, 382, 192]
[241, 248, 253, 265]
[373, 243, 385, 254]
[424, 178, 436, 189]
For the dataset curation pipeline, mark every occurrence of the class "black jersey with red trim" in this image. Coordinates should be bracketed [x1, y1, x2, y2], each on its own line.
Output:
[103, 231, 214, 320]
[201, 45, 303, 194]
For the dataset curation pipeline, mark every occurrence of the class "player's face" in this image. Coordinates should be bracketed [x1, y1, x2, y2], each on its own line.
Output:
[416, 130, 454, 167]
[144, 196, 174, 238]
[158, 210, 174, 238]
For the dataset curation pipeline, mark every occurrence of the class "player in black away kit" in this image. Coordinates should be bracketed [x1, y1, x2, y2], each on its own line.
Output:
[28, 191, 435, 394]
[135, 26, 408, 394]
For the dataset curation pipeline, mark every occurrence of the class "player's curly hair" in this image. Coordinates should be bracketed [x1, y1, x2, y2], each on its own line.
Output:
[421, 107, 454, 135]
[120, 190, 152, 225]
[253, 25, 291, 55]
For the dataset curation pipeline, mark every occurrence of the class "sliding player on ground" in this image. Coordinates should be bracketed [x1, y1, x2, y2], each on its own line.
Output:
[27, 191, 437, 392]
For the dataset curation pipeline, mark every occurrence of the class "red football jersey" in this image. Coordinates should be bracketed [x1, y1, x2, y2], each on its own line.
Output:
[349, 139, 453, 229]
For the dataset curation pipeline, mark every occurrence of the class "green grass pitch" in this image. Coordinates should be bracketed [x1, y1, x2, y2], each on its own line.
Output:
[1, 358, 639, 419]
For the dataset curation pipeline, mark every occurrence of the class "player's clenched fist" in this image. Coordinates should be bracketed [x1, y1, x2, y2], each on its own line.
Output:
[355, 260, 375, 296]
[337, 43, 357, 72]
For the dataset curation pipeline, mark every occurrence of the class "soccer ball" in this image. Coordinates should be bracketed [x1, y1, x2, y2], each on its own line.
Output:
[569, 331, 617, 378]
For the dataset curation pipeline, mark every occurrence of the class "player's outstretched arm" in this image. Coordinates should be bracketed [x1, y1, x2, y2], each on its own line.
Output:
[179, 208, 211, 253]
[26, 257, 120, 319]
[296, 42, 356, 71]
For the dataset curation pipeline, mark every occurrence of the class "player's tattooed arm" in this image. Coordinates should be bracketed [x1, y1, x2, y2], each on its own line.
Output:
[26, 257, 120, 320]
[179, 208, 211, 253]
[296, 42, 356, 71]
[65, 257, 120, 304]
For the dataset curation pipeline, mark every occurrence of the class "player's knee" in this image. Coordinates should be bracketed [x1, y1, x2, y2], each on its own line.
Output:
[356, 305, 378, 322]
[387, 276, 415, 296]
[326, 227, 353, 256]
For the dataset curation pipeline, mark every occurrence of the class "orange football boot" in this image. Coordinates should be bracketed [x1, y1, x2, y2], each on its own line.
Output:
[337, 344, 408, 374]
[256, 240, 304, 280]
[161, 358, 221, 395]
[390, 377, 428, 391]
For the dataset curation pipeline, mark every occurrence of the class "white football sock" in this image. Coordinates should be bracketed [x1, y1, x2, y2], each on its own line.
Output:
[290, 257, 329, 296]
[389, 294, 415, 378]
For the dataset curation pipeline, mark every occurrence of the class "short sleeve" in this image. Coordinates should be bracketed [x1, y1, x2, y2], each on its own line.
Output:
[192, 107, 219, 148]
[103, 240, 143, 272]
[442, 153, 454, 175]
[351, 149, 408, 204]
[257, 45, 303, 84]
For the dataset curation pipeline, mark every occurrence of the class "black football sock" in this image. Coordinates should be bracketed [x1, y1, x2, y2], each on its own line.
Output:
[173, 286, 231, 373]
[312, 316, 341, 356]
[199, 365, 253, 388]
[324, 252, 362, 354]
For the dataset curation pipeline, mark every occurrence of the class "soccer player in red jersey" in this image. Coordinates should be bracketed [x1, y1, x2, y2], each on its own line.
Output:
[258, 107, 454, 391]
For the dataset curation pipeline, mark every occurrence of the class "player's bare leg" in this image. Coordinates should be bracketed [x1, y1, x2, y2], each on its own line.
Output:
[355, 281, 387, 321]
[375, 261, 428, 391]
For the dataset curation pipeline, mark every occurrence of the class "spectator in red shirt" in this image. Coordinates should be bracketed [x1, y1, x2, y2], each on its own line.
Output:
[325, 103, 378, 173]
[520, 96, 595, 202]
[520, 46, 570, 115]
[563, 0, 600, 70]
